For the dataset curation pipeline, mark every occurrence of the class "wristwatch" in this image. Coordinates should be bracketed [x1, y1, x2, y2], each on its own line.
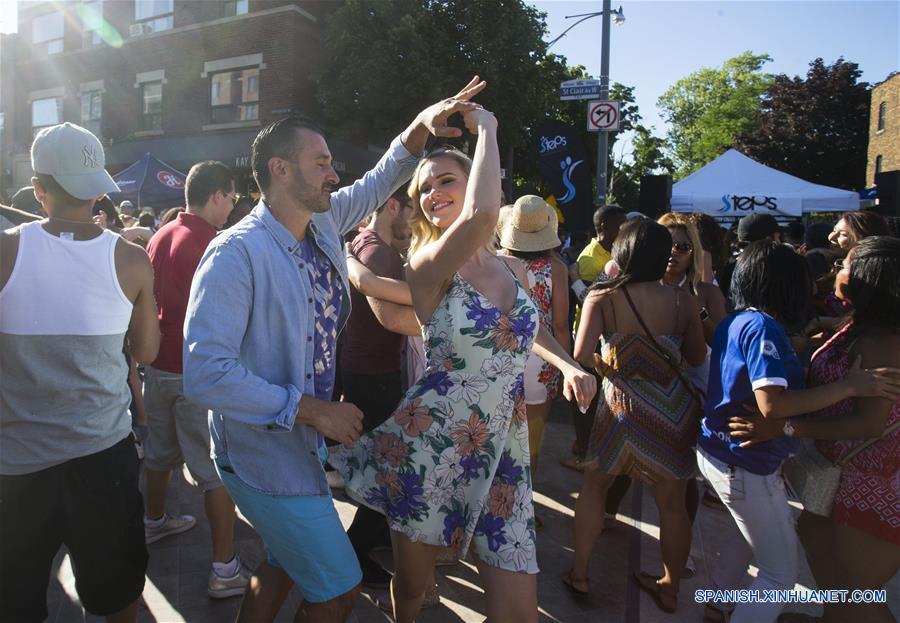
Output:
[699, 307, 710, 321]
[782, 418, 795, 437]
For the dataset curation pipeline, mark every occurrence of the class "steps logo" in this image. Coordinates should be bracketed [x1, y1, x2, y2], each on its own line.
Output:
[538, 134, 567, 154]
[558, 156, 584, 203]
[719, 194, 778, 213]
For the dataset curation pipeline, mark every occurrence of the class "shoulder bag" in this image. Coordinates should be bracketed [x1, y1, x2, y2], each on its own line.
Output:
[783, 420, 900, 516]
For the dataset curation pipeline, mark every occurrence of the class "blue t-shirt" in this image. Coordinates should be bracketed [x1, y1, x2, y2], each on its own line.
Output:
[698, 310, 803, 475]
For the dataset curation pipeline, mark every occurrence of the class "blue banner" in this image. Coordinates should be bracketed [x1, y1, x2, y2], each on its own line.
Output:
[530, 120, 593, 234]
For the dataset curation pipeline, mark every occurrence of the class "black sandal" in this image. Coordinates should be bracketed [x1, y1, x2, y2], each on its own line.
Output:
[633, 571, 677, 614]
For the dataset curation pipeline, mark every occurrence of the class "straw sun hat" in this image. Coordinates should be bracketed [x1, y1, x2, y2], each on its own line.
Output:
[497, 195, 559, 252]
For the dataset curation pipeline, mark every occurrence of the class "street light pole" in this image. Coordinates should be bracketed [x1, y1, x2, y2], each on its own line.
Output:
[597, 0, 612, 206]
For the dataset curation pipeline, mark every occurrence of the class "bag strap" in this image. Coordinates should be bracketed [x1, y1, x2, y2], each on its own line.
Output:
[836, 419, 900, 466]
[621, 286, 703, 405]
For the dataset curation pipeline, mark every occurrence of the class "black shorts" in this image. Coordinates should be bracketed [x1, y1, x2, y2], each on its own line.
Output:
[0, 436, 148, 620]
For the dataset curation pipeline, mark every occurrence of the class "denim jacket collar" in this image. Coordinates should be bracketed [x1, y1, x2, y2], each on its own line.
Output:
[254, 200, 315, 254]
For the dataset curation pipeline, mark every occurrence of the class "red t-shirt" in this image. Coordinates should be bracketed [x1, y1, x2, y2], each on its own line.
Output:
[340, 229, 405, 374]
[146, 212, 218, 373]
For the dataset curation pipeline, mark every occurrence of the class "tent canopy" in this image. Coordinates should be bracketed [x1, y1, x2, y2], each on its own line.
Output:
[671, 149, 859, 217]
[109, 153, 186, 210]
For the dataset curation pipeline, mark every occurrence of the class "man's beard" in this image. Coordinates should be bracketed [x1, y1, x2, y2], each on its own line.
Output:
[296, 181, 334, 214]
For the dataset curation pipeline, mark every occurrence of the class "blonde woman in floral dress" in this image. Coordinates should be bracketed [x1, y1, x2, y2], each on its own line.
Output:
[331, 81, 595, 623]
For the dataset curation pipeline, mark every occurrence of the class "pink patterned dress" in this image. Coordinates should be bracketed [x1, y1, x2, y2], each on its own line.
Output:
[810, 324, 900, 545]
[524, 257, 561, 401]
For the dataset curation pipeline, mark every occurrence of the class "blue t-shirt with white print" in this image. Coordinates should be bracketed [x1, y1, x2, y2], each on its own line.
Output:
[698, 310, 803, 475]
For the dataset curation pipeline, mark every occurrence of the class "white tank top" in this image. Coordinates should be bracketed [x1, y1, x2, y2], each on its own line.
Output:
[0, 221, 134, 475]
[0, 221, 132, 334]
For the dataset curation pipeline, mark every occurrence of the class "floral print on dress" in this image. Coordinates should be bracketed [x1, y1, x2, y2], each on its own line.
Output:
[524, 258, 561, 400]
[330, 269, 540, 573]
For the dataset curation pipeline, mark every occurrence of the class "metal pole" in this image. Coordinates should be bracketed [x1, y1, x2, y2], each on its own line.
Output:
[596, 0, 611, 206]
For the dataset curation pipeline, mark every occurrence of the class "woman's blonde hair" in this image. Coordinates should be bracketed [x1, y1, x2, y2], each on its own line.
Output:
[406, 146, 474, 259]
[657, 212, 703, 294]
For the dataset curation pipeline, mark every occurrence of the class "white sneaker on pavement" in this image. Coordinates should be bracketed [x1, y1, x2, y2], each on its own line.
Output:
[144, 513, 197, 544]
[208, 562, 252, 599]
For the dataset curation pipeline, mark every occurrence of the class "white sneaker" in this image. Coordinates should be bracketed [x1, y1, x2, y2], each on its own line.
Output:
[144, 513, 197, 544]
[326, 470, 346, 489]
[208, 562, 251, 599]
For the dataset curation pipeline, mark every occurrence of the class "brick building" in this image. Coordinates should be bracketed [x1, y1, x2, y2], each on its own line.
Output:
[867, 71, 899, 187]
[1, 0, 383, 207]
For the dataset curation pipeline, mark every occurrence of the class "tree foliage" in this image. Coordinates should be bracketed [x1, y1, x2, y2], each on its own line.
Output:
[734, 58, 870, 191]
[315, 0, 672, 206]
[316, 0, 553, 171]
[658, 51, 773, 178]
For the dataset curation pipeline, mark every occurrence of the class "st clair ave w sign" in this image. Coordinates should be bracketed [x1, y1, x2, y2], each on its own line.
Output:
[560, 79, 602, 101]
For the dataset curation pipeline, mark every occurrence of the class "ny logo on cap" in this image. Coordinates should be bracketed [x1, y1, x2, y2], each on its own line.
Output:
[82, 144, 100, 169]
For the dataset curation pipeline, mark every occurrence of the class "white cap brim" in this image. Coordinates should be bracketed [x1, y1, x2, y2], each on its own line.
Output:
[51, 169, 121, 200]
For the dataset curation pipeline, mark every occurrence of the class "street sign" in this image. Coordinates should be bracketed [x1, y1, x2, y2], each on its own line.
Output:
[587, 100, 620, 131]
[560, 79, 601, 101]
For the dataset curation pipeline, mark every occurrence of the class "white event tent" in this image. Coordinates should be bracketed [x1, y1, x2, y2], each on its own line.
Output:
[671, 149, 859, 217]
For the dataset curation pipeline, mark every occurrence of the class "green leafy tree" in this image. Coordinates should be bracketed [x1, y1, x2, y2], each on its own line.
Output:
[734, 58, 870, 191]
[658, 51, 773, 177]
[316, 0, 558, 194]
[608, 124, 674, 209]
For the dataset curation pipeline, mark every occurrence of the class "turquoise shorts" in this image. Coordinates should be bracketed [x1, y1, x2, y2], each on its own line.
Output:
[216, 465, 362, 603]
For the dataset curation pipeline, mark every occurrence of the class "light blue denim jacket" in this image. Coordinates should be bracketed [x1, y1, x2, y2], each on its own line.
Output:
[183, 135, 419, 496]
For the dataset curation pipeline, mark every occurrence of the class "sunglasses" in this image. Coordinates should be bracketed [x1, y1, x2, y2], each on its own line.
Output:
[224, 192, 239, 205]
[672, 241, 693, 254]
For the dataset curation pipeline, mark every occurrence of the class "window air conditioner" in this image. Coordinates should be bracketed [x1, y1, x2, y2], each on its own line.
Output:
[129, 23, 152, 36]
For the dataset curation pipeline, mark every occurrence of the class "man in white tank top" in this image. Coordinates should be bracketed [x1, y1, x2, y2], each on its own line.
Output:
[0, 123, 160, 622]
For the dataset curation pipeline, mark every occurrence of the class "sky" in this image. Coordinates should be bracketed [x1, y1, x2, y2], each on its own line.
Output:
[2, 0, 897, 145]
[532, 0, 900, 151]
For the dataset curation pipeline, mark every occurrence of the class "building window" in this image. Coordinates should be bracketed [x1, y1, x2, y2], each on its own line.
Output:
[81, 0, 104, 47]
[878, 102, 886, 132]
[81, 91, 103, 137]
[135, 0, 174, 33]
[33, 12, 64, 55]
[224, 0, 249, 17]
[142, 82, 163, 130]
[32, 97, 63, 135]
[876, 155, 883, 175]
[210, 68, 259, 123]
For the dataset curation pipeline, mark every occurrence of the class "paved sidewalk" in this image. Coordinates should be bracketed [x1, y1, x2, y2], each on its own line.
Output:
[43, 403, 899, 622]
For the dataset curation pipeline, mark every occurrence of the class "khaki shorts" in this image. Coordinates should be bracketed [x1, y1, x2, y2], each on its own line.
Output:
[143, 366, 221, 492]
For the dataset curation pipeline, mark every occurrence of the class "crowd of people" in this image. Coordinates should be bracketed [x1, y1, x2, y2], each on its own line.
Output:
[1, 77, 899, 623]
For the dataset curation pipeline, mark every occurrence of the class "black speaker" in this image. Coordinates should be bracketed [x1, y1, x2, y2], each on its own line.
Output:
[874, 170, 900, 217]
[639, 175, 672, 218]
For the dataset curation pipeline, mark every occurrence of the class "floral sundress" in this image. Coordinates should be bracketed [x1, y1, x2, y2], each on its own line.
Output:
[525, 257, 562, 400]
[330, 269, 540, 573]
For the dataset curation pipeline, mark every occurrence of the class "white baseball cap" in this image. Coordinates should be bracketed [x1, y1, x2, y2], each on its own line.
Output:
[31, 122, 120, 200]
